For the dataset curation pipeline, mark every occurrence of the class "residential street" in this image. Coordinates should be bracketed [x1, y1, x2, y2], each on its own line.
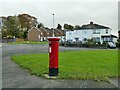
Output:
[1, 44, 119, 88]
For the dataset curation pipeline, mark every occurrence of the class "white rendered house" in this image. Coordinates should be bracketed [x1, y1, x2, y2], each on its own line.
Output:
[66, 22, 117, 44]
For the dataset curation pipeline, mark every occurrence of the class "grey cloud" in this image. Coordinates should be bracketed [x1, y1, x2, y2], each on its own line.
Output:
[1, 1, 118, 35]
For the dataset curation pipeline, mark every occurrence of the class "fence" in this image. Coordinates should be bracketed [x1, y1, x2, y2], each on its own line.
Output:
[2, 38, 24, 43]
[2, 38, 16, 43]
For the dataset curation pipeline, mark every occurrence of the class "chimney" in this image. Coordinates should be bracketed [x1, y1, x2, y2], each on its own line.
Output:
[90, 22, 93, 25]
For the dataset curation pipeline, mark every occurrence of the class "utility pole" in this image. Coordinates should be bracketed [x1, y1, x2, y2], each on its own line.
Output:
[52, 14, 55, 37]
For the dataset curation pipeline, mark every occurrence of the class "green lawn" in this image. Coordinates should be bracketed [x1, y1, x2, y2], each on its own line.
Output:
[8, 41, 48, 44]
[11, 50, 118, 81]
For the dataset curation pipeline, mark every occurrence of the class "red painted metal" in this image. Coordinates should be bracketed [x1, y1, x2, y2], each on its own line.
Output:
[48, 38, 60, 68]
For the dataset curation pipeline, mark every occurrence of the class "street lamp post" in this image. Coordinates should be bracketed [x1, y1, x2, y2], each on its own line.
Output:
[52, 14, 55, 37]
[47, 13, 60, 77]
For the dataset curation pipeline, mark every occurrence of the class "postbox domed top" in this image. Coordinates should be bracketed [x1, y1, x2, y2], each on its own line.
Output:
[48, 38, 60, 41]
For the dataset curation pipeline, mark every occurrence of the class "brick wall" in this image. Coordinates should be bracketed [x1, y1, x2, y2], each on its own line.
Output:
[16, 38, 24, 42]
[28, 28, 41, 42]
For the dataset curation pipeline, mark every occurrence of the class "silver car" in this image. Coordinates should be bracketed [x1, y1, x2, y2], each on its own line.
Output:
[107, 42, 116, 49]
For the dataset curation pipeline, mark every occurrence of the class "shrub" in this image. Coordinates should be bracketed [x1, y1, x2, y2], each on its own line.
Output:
[116, 42, 120, 48]
[98, 42, 101, 44]
[60, 41, 65, 46]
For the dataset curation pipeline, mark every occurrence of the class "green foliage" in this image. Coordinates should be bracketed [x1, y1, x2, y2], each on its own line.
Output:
[1, 14, 38, 39]
[38, 22, 44, 28]
[74, 25, 81, 30]
[69, 25, 74, 30]
[57, 23, 62, 30]
[2, 16, 20, 38]
[63, 23, 74, 30]
[64, 41, 107, 48]
[86, 38, 95, 44]
[116, 42, 120, 47]
[18, 14, 37, 29]
[64, 23, 69, 30]
[11, 50, 118, 81]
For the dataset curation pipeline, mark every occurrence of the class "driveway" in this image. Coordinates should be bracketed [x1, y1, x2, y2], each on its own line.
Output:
[2, 44, 119, 88]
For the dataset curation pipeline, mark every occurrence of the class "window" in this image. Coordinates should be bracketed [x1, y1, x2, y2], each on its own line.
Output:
[75, 38, 79, 41]
[93, 29, 100, 34]
[41, 32, 43, 35]
[104, 38, 108, 41]
[69, 32, 72, 35]
[106, 29, 108, 34]
[93, 37, 100, 42]
[104, 37, 110, 42]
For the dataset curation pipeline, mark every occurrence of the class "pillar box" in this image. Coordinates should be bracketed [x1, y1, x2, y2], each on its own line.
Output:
[48, 38, 60, 76]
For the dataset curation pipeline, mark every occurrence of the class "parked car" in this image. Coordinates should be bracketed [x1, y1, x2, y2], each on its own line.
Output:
[66, 40, 74, 44]
[107, 42, 116, 49]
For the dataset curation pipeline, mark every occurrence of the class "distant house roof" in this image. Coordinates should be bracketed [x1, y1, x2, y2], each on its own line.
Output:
[45, 29, 53, 37]
[29, 26, 65, 37]
[101, 34, 117, 38]
[54, 29, 65, 36]
[46, 28, 65, 36]
[81, 22, 110, 29]
[28, 26, 40, 32]
[39, 27, 48, 36]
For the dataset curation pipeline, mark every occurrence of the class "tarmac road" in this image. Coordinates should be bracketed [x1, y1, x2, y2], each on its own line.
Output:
[1, 44, 119, 88]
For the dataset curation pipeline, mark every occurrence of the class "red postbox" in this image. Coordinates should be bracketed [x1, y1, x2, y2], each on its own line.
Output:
[48, 38, 60, 76]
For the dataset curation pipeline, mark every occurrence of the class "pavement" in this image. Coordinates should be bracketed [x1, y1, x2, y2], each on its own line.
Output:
[1, 43, 119, 88]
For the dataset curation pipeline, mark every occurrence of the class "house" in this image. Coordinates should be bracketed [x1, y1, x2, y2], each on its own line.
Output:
[38, 27, 48, 41]
[45, 28, 65, 41]
[101, 34, 117, 43]
[53, 29, 65, 41]
[28, 27, 45, 42]
[66, 22, 118, 44]
[28, 26, 65, 42]
[46, 28, 65, 36]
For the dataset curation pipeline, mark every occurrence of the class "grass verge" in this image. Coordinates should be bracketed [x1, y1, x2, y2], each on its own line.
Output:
[11, 50, 118, 81]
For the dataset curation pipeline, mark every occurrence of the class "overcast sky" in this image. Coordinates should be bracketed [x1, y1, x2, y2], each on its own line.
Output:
[0, 0, 119, 36]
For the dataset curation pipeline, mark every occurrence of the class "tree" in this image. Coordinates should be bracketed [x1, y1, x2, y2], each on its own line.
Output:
[18, 30, 28, 39]
[38, 22, 44, 28]
[18, 14, 37, 30]
[1, 14, 38, 39]
[1, 17, 7, 38]
[63, 23, 74, 30]
[75, 25, 81, 30]
[2, 16, 20, 38]
[18, 14, 38, 39]
[63, 23, 69, 30]
[57, 23, 62, 30]
[69, 25, 74, 30]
